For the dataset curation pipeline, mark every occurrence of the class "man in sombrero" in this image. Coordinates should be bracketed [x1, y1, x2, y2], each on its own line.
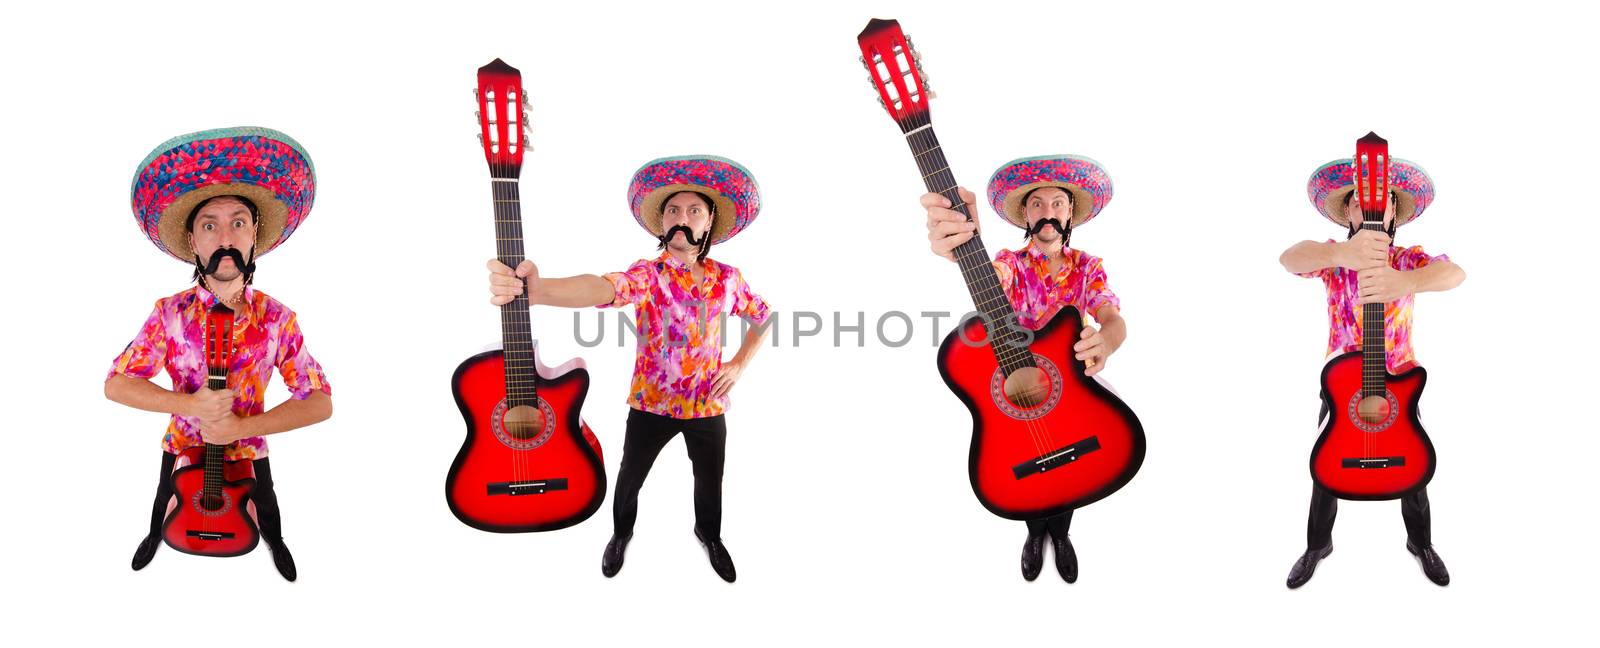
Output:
[106, 127, 333, 581]
[1278, 154, 1464, 588]
[487, 155, 771, 582]
[921, 155, 1128, 583]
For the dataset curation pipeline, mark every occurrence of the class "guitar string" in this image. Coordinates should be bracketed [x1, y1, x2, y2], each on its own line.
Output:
[903, 116, 1060, 463]
[902, 101, 1060, 465]
[1356, 155, 1387, 462]
[905, 123, 1052, 460]
[494, 156, 533, 488]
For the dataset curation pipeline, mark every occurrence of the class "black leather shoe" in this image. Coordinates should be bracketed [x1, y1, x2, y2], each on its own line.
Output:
[1286, 545, 1332, 589]
[601, 533, 632, 578]
[1051, 533, 1078, 583]
[694, 528, 736, 583]
[131, 534, 160, 571]
[265, 538, 297, 582]
[1020, 532, 1046, 581]
[1406, 540, 1450, 586]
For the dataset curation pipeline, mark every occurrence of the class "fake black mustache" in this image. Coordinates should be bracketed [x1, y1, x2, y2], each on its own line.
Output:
[199, 247, 256, 276]
[660, 225, 707, 247]
[1025, 218, 1068, 239]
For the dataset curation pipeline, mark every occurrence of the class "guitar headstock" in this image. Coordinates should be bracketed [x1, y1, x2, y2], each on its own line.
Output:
[475, 58, 531, 178]
[1354, 132, 1390, 227]
[204, 303, 234, 378]
[857, 18, 931, 132]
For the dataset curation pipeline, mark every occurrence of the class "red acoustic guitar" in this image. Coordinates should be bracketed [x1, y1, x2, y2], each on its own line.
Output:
[1309, 132, 1435, 500]
[858, 19, 1145, 520]
[162, 303, 260, 557]
[446, 58, 607, 532]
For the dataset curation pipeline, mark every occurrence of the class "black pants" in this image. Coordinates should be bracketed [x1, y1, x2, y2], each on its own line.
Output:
[1304, 401, 1432, 549]
[1025, 511, 1074, 538]
[611, 409, 727, 539]
[145, 451, 284, 542]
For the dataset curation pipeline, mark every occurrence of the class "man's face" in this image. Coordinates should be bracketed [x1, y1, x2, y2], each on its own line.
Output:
[661, 192, 713, 252]
[1024, 186, 1073, 244]
[189, 196, 257, 281]
[1342, 188, 1398, 230]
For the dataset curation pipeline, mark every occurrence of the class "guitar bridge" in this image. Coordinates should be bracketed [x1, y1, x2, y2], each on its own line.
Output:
[487, 478, 569, 496]
[185, 530, 236, 541]
[1012, 436, 1101, 480]
[1341, 457, 1407, 469]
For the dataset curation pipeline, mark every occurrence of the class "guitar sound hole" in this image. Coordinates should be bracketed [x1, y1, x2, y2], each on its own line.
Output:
[1003, 367, 1051, 409]
[1357, 395, 1390, 424]
[502, 405, 547, 441]
[200, 494, 225, 512]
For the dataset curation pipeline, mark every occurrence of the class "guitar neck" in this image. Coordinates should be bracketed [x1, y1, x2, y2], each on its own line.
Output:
[902, 123, 1031, 370]
[1361, 221, 1387, 393]
[204, 364, 228, 497]
[490, 172, 539, 406]
[1354, 131, 1391, 395]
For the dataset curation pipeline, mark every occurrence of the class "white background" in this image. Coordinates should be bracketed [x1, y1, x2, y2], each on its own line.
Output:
[2, 0, 1594, 645]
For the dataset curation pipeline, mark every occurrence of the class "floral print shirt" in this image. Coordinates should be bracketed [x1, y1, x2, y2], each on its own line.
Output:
[601, 252, 771, 419]
[1296, 241, 1450, 371]
[108, 285, 332, 460]
[992, 245, 1121, 329]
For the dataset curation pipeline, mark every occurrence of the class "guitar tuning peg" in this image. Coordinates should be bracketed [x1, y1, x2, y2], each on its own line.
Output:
[877, 96, 886, 108]
[927, 90, 938, 100]
[473, 88, 479, 100]
[477, 133, 484, 144]
[913, 51, 922, 61]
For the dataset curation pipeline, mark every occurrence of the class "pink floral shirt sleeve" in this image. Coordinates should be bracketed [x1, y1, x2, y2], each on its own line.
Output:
[600, 253, 770, 418]
[108, 286, 331, 460]
[992, 246, 1121, 330]
[1298, 239, 1450, 371]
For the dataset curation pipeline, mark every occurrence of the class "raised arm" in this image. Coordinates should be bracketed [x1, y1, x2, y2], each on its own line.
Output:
[1407, 260, 1465, 294]
[1280, 230, 1390, 275]
[488, 259, 616, 308]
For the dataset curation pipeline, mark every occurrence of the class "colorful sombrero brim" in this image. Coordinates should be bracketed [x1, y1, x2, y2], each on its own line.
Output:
[130, 126, 316, 263]
[987, 155, 1113, 229]
[1307, 157, 1433, 227]
[628, 155, 759, 245]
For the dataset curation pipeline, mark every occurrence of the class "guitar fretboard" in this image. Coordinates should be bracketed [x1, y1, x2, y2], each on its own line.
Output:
[489, 167, 539, 407]
[203, 305, 233, 502]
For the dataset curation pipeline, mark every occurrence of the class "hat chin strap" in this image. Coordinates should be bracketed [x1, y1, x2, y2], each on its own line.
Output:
[243, 247, 257, 284]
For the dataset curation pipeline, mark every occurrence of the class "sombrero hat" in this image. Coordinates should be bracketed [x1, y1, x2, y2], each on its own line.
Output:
[1307, 157, 1434, 227]
[130, 126, 316, 263]
[627, 155, 759, 245]
[987, 155, 1113, 229]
